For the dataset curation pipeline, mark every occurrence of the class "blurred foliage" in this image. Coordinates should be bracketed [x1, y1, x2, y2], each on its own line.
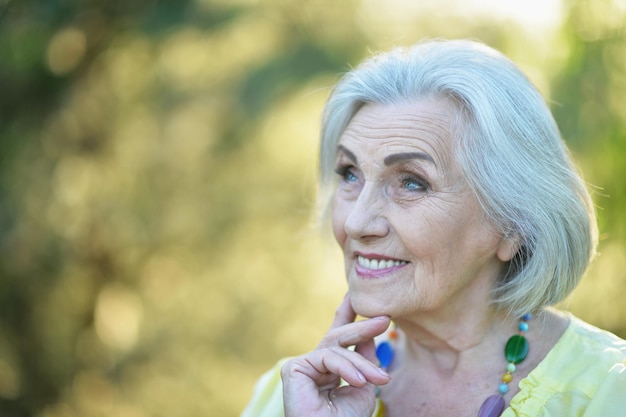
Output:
[0, 0, 624, 416]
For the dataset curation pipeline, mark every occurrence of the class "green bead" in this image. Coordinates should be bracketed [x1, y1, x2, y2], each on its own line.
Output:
[505, 335, 529, 364]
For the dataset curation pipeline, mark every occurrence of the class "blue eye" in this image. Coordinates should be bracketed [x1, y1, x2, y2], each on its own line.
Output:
[335, 166, 358, 183]
[401, 176, 426, 191]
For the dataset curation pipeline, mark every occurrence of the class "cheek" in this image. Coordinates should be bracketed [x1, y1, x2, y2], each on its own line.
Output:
[331, 196, 348, 246]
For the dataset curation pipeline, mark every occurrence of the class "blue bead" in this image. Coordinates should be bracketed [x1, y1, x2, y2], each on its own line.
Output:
[518, 322, 529, 332]
[376, 341, 394, 369]
[522, 313, 532, 321]
[498, 383, 509, 394]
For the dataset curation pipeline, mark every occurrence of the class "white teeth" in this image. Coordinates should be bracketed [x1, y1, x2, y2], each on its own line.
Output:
[357, 256, 407, 270]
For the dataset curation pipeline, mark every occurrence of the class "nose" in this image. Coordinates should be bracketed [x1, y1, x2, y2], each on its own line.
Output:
[344, 181, 390, 240]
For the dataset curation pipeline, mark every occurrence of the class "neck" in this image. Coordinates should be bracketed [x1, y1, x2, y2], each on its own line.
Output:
[377, 308, 569, 417]
[393, 306, 516, 375]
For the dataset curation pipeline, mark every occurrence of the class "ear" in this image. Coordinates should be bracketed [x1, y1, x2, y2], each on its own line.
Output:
[497, 235, 520, 263]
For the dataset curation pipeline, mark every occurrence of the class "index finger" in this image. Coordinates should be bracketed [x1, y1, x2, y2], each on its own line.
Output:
[329, 292, 357, 330]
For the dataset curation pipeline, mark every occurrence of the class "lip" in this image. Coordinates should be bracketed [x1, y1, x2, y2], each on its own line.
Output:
[353, 252, 409, 278]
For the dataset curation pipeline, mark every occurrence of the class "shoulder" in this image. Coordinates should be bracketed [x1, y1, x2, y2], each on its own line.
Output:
[507, 314, 626, 416]
[241, 359, 287, 417]
[557, 315, 626, 381]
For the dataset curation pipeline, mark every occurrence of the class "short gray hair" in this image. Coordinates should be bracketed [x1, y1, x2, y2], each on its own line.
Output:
[318, 39, 597, 317]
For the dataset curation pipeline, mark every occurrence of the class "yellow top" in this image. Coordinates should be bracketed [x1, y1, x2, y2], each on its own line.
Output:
[241, 315, 626, 417]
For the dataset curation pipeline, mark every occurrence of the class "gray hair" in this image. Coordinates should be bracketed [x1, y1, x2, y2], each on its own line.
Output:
[318, 39, 597, 317]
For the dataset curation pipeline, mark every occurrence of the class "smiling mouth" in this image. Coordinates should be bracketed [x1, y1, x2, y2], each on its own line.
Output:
[356, 255, 408, 270]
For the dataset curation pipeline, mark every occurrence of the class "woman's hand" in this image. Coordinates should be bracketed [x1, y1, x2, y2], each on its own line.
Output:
[281, 294, 392, 417]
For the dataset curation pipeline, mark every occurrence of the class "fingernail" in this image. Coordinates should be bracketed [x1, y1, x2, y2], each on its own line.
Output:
[377, 367, 390, 378]
[356, 371, 366, 383]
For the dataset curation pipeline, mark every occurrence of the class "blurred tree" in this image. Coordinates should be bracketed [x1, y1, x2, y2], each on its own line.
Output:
[550, 0, 626, 337]
[0, 1, 364, 415]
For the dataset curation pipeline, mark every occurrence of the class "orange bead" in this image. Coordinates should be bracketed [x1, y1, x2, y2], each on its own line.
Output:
[502, 372, 513, 383]
[388, 329, 399, 340]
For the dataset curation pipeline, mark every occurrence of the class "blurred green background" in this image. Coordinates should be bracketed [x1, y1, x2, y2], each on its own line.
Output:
[0, 0, 625, 415]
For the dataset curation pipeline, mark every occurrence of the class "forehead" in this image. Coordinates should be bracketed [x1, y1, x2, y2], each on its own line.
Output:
[338, 99, 459, 166]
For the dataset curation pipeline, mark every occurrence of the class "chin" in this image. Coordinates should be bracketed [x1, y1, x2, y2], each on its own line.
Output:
[350, 294, 388, 318]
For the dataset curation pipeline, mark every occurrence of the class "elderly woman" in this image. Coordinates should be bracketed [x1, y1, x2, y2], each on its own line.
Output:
[242, 40, 626, 417]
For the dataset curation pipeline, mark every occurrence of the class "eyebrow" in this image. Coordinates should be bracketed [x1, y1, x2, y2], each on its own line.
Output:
[384, 152, 435, 167]
[337, 145, 358, 164]
[337, 145, 435, 167]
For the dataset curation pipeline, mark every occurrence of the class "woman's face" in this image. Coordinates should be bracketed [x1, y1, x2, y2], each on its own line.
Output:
[331, 100, 514, 320]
